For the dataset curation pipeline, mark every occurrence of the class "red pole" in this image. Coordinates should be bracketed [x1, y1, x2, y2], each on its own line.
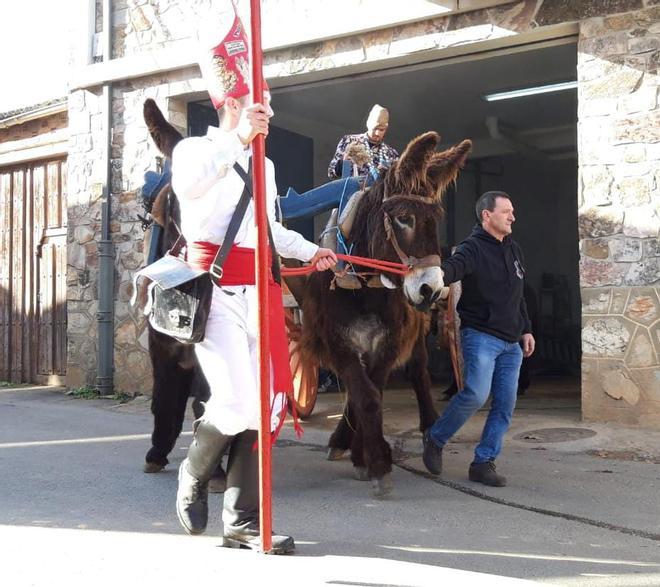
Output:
[248, 0, 272, 554]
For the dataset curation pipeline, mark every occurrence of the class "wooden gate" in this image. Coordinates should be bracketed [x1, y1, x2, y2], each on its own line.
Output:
[0, 157, 67, 384]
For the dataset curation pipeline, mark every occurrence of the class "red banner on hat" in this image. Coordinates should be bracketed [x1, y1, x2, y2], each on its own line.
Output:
[206, 8, 251, 108]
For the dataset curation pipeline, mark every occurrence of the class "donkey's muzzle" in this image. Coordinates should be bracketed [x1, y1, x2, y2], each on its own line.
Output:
[403, 264, 444, 311]
[416, 283, 441, 312]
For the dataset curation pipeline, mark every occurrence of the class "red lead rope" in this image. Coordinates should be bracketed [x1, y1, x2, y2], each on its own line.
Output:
[281, 253, 411, 277]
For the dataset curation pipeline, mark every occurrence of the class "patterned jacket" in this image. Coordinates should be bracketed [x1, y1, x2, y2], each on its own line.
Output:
[327, 132, 399, 179]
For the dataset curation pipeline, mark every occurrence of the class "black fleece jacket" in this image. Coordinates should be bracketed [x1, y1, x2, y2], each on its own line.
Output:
[441, 224, 532, 343]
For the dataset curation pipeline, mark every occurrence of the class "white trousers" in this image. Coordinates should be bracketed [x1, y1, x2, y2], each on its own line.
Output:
[194, 283, 283, 435]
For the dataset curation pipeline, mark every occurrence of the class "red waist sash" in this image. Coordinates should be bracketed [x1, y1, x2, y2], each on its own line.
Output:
[188, 241, 293, 394]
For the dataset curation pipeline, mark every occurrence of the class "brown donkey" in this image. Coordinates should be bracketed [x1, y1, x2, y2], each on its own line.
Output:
[300, 132, 472, 496]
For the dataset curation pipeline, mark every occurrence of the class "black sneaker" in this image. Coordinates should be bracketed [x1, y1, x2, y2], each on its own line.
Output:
[422, 430, 443, 475]
[176, 459, 209, 535]
[469, 461, 507, 487]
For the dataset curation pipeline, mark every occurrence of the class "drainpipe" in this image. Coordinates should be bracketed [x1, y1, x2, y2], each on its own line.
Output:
[96, 0, 114, 395]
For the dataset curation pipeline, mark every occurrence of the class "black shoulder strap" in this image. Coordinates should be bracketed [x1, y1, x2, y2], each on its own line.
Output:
[230, 160, 282, 284]
[208, 160, 253, 279]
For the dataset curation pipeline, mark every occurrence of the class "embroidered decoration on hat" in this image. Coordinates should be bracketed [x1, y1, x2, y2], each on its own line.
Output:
[211, 55, 238, 96]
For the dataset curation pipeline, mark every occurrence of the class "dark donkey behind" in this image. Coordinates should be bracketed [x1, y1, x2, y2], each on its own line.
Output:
[140, 99, 212, 474]
[300, 132, 472, 496]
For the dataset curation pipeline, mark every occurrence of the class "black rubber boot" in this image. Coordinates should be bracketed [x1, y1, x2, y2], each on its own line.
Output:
[469, 460, 507, 487]
[207, 463, 227, 494]
[176, 420, 233, 535]
[223, 525, 295, 555]
[422, 430, 443, 475]
[221, 430, 295, 555]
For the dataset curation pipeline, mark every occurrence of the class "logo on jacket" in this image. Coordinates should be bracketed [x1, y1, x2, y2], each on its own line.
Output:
[514, 260, 524, 280]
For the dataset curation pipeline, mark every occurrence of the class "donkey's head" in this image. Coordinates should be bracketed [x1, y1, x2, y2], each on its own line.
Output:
[142, 99, 185, 254]
[351, 132, 472, 311]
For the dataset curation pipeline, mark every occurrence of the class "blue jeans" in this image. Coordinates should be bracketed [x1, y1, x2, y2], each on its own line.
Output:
[429, 327, 523, 464]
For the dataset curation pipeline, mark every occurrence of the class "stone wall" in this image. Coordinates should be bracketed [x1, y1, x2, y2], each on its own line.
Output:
[66, 69, 202, 394]
[262, 0, 655, 79]
[110, 0, 526, 61]
[67, 88, 104, 390]
[578, 4, 660, 426]
[112, 0, 210, 58]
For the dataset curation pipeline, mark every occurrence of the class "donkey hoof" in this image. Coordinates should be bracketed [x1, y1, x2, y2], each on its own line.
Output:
[371, 474, 394, 498]
[143, 461, 165, 474]
[352, 466, 370, 481]
[327, 447, 347, 461]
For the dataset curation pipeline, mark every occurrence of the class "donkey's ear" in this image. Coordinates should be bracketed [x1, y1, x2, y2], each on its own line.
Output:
[143, 99, 183, 158]
[394, 131, 441, 189]
[427, 139, 472, 199]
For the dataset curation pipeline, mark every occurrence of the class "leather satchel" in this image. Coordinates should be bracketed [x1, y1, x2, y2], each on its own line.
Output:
[150, 278, 212, 343]
[133, 162, 255, 344]
[146, 244, 213, 344]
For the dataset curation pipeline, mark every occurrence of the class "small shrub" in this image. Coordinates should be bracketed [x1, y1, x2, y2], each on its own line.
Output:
[67, 385, 100, 400]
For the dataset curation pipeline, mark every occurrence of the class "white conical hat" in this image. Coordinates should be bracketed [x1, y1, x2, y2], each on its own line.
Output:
[196, 2, 251, 109]
[366, 104, 389, 129]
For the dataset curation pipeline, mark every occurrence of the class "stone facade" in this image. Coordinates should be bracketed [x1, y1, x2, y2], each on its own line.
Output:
[578, 4, 660, 426]
[112, 0, 211, 59]
[59, 0, 660, 427]
[66, 88, 104, 389]
[66, 69, 201, 393]
[582, 287, 660, 426]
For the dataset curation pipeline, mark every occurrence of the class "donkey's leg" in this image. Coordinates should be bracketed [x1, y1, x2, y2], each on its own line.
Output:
[145, 363, 192, 472]
[190, 362, 211, 420]
[341, 357, 393, 496]
[350, 425, 369, 481]
[171, 366, 195, 445]
[408, 333, 439, 432]
[366, 364, 393, 479]
[327, 401, 355, 461]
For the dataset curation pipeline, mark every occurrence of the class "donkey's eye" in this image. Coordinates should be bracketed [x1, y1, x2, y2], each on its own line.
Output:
[395, 214, 415, 230]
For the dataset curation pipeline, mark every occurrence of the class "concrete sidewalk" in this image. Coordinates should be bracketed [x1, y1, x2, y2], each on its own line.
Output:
[0, 383, 659, 586]
[307, 377, 660, 541]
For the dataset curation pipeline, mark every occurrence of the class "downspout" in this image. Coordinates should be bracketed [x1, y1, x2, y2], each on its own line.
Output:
[96, 0, 115, 394]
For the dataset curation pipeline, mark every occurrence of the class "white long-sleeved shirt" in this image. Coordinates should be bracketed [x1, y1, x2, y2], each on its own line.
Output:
[171, 125, 318, 262]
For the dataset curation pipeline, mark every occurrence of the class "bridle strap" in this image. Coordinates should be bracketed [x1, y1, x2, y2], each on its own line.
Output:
[383, 212, 412, 266]
[383, 210, 442, 271]
[385, 193, 437, 206]
[381, 187, 442, 268]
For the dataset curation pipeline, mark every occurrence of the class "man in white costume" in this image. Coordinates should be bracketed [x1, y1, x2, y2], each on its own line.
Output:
[172, 4, 336, 554]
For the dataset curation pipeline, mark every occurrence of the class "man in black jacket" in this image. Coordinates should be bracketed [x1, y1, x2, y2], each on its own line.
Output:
[423, 191, 535, 487]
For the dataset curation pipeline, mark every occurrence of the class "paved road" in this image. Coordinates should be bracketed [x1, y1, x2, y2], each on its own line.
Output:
[0, 387, 658, 586]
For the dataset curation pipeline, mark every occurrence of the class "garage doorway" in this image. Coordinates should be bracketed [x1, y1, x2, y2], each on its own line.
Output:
[270, 40, 581, 402]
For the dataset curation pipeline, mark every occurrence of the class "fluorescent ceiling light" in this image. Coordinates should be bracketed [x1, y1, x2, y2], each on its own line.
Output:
[483, 81, 578, 102]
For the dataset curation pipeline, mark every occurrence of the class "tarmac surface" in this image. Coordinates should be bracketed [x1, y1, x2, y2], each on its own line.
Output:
[0, 378, 659, 586]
